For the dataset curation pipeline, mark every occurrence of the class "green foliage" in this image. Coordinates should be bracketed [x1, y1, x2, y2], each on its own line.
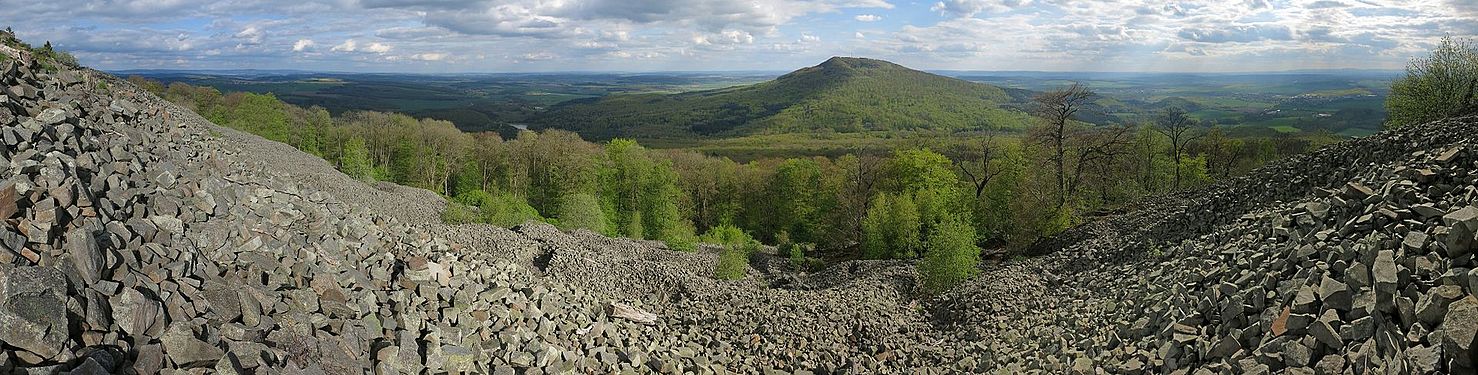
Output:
[599, 139, 699, 249]
[765, 159, 824, 243]
[453, 190, 494, 207]
[1387, 37, 1478, 128]
[479, 193, 544, 228]
[224, 93, 292, 143]
[703, 225, 757, 280]
[533, 57, 1029, 139]
[1175, 155, 1213, 190]
[555, 193, 607, 232]
[340, 136, 374, 181]
[919, 216, 980, 294]
[715, 243, 752, 280]
[440, 201, 479, 224]
[700, 224, 755, 246]
[862, 193, 922, 259]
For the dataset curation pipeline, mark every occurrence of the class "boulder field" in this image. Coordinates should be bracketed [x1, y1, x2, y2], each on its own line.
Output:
[2, 50, 1478, 374]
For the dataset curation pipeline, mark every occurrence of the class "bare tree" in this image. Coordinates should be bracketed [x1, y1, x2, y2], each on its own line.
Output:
[1154, 107, 1202, 191]
[951, 132, 1004, 200]
[1029, 82, 1095, 209]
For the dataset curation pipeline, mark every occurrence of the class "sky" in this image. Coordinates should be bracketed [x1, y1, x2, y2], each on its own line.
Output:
[0, 0, 1474, 73]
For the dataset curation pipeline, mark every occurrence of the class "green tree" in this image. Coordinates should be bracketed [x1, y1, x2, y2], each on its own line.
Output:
[861, 193, 922, 259]
[340, 136, 374, 182]
[555, 193, 607, 233]
[479, 193, 544, 227]
[1387, 36, 1478, 128]
[919, 216, 980, 294]
[765, 158, 824, 243]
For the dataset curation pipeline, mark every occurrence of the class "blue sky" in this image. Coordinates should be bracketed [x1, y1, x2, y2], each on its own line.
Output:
[0, 0, 1473, 73]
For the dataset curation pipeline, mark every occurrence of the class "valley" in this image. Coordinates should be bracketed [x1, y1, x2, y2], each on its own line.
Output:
[3, 0, 1477, 372]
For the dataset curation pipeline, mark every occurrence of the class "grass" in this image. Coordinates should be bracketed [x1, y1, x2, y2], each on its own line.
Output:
[1269, 125, 1301, 134]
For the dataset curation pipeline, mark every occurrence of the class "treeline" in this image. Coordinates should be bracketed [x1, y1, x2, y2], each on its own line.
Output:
[131, 76, 1334, 290]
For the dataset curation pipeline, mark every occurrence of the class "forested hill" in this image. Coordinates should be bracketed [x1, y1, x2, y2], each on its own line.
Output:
[529, 57, 1034, 140]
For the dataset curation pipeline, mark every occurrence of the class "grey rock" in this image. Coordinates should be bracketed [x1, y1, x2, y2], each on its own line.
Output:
[161, 322, 225, 367]
[0, 265, 72, 359]
[1443, 206, 1478, 258]
[1310, 310, 1343, 349]
[1443, 295, 1478, 367]
[110, 287, 162, 337]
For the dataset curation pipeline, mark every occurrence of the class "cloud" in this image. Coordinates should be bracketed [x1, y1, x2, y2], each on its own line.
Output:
[693, 30, 754, 46]
[0, 0, 1460, 72]
[234, 26, 264, 45]
[1177, 24, 1295, 43]
[292, 39, 315, 52]
[520, 51, 556, 61]
[363, 42, 392, 53]
[331, 39, 358, 52]
[930, 0, 1030, 18]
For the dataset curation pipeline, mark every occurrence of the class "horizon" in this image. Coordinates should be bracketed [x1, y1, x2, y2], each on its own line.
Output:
[3, 0, 1472, 73]
[105, 59, 1407, 76]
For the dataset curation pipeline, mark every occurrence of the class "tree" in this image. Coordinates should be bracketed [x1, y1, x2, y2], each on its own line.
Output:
[765, 158, 824, 243]
[556, 193, 607, 233]
[1387, 36, 1478, 128]
[479, 193, 544, 227]
[1030, 82, 1094, 209]
[1154, 107, 1202, 190]
[340, 136, 374, 181]
[861, 193, 922, 259]
[918, 216, 980, 294]
[1029, 83, 1133, 211]
[951, 133, 1005, 200]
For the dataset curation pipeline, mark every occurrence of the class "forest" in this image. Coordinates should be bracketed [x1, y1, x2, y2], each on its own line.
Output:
[129, 76, 1340, 290]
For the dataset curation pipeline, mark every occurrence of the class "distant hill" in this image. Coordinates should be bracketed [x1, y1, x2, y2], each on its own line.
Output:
[529, 57, 1033, 139]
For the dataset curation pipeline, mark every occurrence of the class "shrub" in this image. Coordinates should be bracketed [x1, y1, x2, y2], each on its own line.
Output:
[789, 242, 813, 268]
[555, 193, 607, 232]
[453, 189, 493, 207]
[919, 216, 980, 294]
[480, 193, 544, 227]
[440, 201, 478, 224]
[1386, 37, 1478, 128]
[701, 224, 754, 246]
[715, 242, 753, 280]
[703, 224, 757, 280]
[659, 223, 698, 252]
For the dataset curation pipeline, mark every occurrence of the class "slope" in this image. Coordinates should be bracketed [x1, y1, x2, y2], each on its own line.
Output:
[4, 34, 1478, 374]
[529, 57, 1031, 139]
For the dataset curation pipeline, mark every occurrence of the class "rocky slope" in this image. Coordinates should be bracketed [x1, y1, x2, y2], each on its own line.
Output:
[2, 44, 1477, 374]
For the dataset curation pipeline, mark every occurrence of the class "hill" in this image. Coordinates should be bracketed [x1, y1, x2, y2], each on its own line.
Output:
[3, 35, 1477, 374]
[529, 57, 1033, 139]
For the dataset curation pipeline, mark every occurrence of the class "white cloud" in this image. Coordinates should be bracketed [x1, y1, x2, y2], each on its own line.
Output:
[292, 39, 315, 52]
[410, 52, 447, 61]
[0, 0, 1464, 72]
[331, 39, 359, 52]
[364, 42, 393, 53]
[693, 30, 755, 46]
[930, 0, 1031, 18]
[234, 26, 264, 45]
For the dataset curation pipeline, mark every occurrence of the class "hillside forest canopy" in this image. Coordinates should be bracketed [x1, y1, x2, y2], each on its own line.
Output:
[130, 75, 1343, 278]
[112, 37, 1478, 292]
